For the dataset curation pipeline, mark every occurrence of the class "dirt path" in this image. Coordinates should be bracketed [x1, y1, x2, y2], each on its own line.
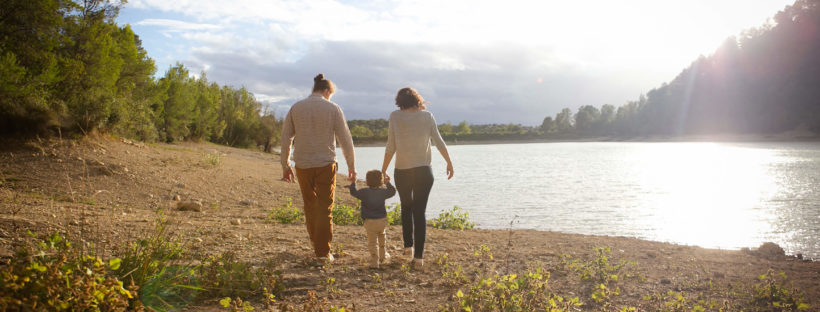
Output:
[1, 137, 818, 311]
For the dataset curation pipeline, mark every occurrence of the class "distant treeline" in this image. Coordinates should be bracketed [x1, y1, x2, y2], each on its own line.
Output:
[352, 0, 820, 143]
[542, 0, 820, 138]
[0, 0, 279, 149]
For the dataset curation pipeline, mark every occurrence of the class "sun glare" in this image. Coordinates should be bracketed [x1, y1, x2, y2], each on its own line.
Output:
[638, 143, 781, 249]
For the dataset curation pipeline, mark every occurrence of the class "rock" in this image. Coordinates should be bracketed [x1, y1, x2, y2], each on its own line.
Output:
[757, 242, 785, 258]
[713, 272, 725, 279]
[231, 219, 242, 225]
[173, 195, 181, 201]
[176, 200, 202, 212]
[69, 220, 80, 226]
[176, 183, 186, 188]
[240, 199, 256, 206]
[660, 278, 672, 285]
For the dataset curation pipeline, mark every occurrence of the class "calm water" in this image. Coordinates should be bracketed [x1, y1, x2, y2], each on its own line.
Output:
[337, 142, 820, 259]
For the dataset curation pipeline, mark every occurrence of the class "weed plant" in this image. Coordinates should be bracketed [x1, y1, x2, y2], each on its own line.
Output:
[752, 270, 810, 311]
[429, 206, 475, 230]
[268, 197, 304, 224]
[447, 268, 581, 312]
[198, 251, 285, 299]
[332, 201, 362, 225]
[386, 203, 402, 225]
[0, 232, 135, 311]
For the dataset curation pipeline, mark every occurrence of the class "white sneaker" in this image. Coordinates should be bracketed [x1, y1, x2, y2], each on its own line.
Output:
[413, 258, 424, 271]
[318, 253, 335, 264]
[381, 251, 391, 264]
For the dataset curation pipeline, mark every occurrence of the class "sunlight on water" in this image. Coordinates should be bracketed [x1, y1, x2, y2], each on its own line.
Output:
[339, 142, 820, 258]
[637, 143, 782, 250]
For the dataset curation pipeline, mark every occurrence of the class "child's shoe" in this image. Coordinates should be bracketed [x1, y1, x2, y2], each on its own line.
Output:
[369, 257, 379, 269]
[380, 251, 391, 264]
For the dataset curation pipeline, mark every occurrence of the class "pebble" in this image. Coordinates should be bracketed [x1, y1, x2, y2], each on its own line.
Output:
[231, 219, 242, 225]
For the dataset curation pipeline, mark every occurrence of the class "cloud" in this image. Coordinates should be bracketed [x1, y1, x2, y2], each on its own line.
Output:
[177, 39, 649, 124]
[135, 19, 222, 32]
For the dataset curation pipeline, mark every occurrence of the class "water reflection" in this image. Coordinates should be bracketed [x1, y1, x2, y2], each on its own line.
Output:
[339, 142, 820, 258]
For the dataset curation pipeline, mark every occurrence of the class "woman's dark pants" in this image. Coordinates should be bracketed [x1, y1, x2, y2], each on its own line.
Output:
[394, 166, 434, 259]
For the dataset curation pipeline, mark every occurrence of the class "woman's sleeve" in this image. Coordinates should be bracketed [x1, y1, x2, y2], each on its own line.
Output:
[430, 113, 447, 150]
[385, 114, 397, 157]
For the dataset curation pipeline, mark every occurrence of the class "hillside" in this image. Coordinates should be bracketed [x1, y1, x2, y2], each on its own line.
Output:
[1, 138, 818, 311]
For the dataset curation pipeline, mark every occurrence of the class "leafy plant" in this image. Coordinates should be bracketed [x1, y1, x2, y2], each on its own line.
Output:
[564, 247, 638, 307]
[429, 206, 475, 230]
[0, 232, 135, 311]
[386, 203, 402, 225]
[332, 201, 362, 225]
[268, 197, 304, 224]
[752, 270, 810, 311]
[202, 152, 223, 167]
[448, 268, 581, 312]
[198, 251, 285, 299]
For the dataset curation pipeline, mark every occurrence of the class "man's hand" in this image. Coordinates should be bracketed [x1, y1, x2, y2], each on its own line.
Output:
[348, 168, 357, 183]
[282, 167, 295, 183]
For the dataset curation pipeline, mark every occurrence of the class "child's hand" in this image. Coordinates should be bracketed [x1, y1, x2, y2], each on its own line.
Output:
[383, 175, 391, 184]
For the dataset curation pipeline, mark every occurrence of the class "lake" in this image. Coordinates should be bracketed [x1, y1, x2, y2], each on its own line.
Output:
[336, 141, 820, 259]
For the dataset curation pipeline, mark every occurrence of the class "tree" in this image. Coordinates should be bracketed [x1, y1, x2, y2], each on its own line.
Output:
[455, 121, 471, 135]
[350, 125, 374, 138]
[438, 123, 453, 136]
[555, 108, 574, 132]
[540, 116, 555, 134]
[158, 63, 195, 142]
[574, 105, 601, 133]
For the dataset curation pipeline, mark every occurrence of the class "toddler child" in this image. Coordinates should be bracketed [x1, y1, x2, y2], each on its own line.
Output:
[348, 170, 396, 268]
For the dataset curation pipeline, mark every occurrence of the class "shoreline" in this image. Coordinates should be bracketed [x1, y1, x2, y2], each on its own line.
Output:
[352, 134, 820, 147]
[2, 137, 818, 310]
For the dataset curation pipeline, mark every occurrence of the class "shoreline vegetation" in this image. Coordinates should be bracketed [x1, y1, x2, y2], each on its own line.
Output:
[1, 137, 818, 311]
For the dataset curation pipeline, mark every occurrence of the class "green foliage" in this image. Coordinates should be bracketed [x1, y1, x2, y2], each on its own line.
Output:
[332, 201, 362, 225]
[448, 268, 581, 312]
[267, 197, 304, 224]
[386, 203, 402, 225]
[564, 247, 638, 307]
[0, 232, 135, 311]
[113, 213, 191, 310]
[429, 206, 475, 230]
[752, 270, 810, 311]
[198, 251, 285, 299]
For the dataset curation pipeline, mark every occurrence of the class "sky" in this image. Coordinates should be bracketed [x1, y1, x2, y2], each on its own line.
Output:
[116, 0, 795, 125]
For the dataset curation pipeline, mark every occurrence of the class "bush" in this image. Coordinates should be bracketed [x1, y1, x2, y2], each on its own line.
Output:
[429, 206, 475, 230]
[332, 201, 362, 225]
[448, 268, 581, 312]
[113, 213, 194, 311]
[386, 203, 402, 225]
[752, 270, 810, 311]
[0, 232, 136, 311]
[198, 251, 284, 299]
[268, 197, 303, 224]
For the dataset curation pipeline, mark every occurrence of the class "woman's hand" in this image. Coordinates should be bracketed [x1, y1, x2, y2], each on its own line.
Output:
[446, 163, 454, 180]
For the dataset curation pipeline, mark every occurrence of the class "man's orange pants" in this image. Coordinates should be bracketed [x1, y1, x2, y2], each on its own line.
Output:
[295, 163, 337, 257]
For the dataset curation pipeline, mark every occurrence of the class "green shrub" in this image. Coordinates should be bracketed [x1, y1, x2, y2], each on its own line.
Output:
[752, 270, 810, 311]
[113, 213, 194, 311]
[429, 206, 475, 230]
[386, 203, 402, 225]
[198, 251, 284, 299]
[0, 232, 135, 311]
[332, 201, 362, 225]
[268, 197, 304, 224]
[447, 268, 581, 312]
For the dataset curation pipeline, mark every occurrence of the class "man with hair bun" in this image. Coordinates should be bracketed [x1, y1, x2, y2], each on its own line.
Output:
[280, 73, 356, 263]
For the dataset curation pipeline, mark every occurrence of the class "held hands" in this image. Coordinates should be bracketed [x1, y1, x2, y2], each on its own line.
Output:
[348, 168, 357, 183]
[383, 174, 391, 184]
[446, 163, 454, 180]
[282, 167, 295, 183]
